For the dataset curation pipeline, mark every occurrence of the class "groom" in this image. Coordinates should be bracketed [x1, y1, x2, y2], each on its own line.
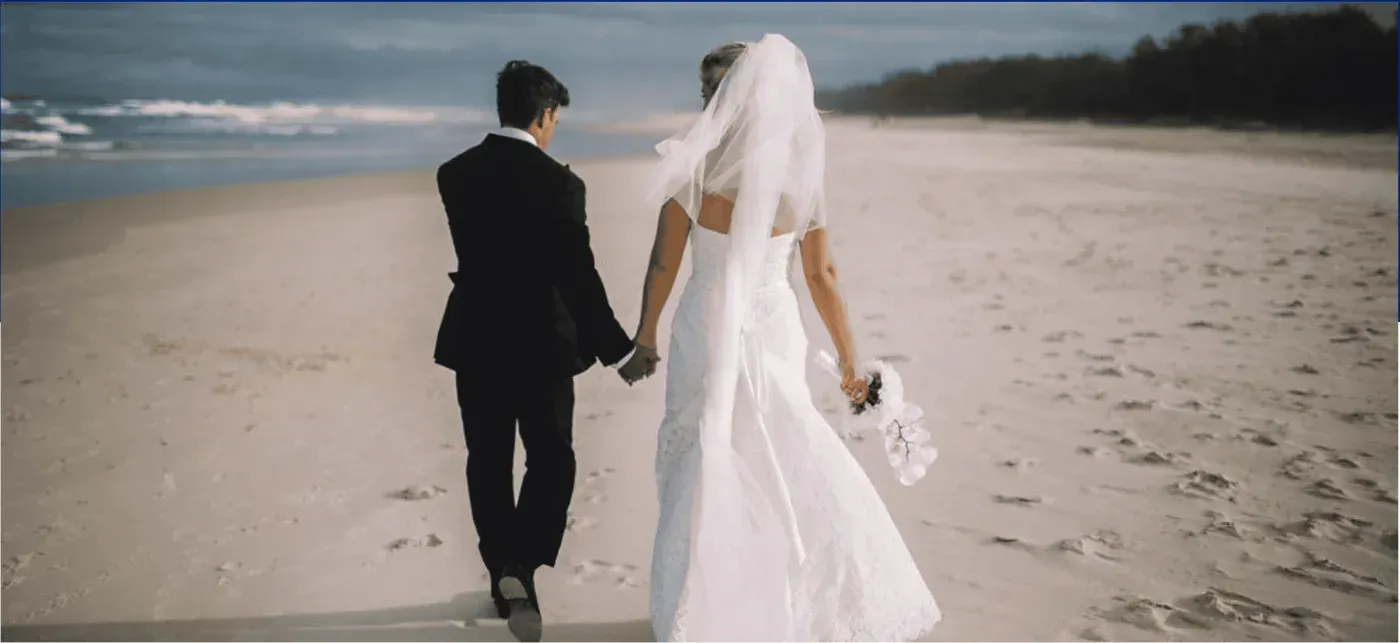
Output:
[433, 60, 657, 642]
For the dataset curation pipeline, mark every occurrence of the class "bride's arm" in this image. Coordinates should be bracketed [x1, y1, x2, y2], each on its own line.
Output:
[634, 199, 691, 349]
[800, 227, 864, 395]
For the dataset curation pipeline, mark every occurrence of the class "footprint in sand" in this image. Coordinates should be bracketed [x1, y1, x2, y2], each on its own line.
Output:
[571, 468, 615, 522]
[1097, 597, 1192, 632]
[581, 468, 616, 485]
[997, 457, 1038, 472]
[3, 407, 31, 423]
[1272, 511, 1388, 550]
[1304, 479, 1350, 501]
[1125, 365, 1156, 378]
[1094, 589, 1336, 637]
[389, 484, 449, 501]
[1041, 330, 1084, 344]
[1170, 470, 1241, 502]
[1056, 530, 1128, 562]
[994, 494, 1048, 507]
[1195, 511, 1252, 541]
[984, 535, 1040, 554]
[1113, 399, 1157, 411]
[1279, 450, 1324, 480]
[2, 553, 36, 589]
[1185, 589, 1336, 636]
[1356, 479, 1399, 504]
[1202, 262, 1245, 277]
[1088, 429, 1190, 467]
[569, 559, 642, 589]
[1236, 429, 1281, 447]
[1335, 410, 1382, 425]
[1093, 428, 1143, 446]
[1129, 451, 1193, 466]
[572, 490, 607, 505]
[387, 534, 444, 551]
[565, 512, 600, 533]
[1183, 320, 1234, 331]
[1276, 552, 1396, 603]
[1086, 366, 1127, 378]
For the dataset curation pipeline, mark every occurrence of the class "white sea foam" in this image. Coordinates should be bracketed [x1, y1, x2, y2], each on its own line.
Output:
[1, 130, 63, 146]
[73, 99, 488, 126]
[149, 118, 342, 137]
[35, 115, 92, 136]
[0, 97, 10, 112]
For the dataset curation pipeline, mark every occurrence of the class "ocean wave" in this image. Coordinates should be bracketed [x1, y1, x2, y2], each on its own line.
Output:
[72, 99, 489, 126]
[135, 117, 341, 137]
[1, 129, 63, 146]
[35, 114, 92, 135]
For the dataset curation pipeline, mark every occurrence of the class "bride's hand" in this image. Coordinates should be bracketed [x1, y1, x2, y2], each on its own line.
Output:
[839, 362, 868, 405]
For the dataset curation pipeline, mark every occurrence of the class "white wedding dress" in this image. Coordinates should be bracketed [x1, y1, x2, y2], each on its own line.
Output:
[644, 34, 940, 642]
[648, 222, 942, 641]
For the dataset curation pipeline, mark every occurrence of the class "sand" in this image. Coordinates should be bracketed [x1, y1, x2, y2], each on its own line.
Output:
[1, 118, 1396, 642]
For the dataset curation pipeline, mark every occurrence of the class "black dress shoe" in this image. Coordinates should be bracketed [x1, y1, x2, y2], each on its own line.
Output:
[489, 569, 509, 619]
[498, 564, 541, 642]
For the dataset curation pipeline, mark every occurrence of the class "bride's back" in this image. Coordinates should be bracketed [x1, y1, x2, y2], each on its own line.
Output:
[693, 191, 798, 239]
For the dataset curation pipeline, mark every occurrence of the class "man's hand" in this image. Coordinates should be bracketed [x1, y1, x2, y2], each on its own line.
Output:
[618, 344, 661, 385]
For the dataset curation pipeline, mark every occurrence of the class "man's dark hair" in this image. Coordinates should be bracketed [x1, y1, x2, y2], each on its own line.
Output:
[496, 60, 571, 130]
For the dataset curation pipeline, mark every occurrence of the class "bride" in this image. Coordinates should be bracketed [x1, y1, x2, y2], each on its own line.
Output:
[617, 34, 942, 641]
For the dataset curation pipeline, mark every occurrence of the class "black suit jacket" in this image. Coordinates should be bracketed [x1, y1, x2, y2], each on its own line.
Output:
[433, 134, 633, 379]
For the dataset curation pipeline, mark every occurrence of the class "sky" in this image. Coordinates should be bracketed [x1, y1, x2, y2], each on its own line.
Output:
[2, 2, 1394, 115]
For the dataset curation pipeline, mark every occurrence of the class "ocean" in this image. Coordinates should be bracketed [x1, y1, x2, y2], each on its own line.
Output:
[0, 97, 660, 210]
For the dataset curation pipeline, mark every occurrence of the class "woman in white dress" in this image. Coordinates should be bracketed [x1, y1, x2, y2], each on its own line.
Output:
[618, 35, 941, 642]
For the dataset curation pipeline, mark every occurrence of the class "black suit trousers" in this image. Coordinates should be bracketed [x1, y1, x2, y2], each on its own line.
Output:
[456, 373, 577, 575]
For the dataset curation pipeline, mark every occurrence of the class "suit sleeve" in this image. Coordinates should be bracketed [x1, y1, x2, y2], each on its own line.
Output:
[544, 172, 634, 366]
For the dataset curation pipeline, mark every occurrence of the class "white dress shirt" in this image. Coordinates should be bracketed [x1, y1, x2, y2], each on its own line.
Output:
[494, 127, 637, 369]
[495, 126, 539, 147]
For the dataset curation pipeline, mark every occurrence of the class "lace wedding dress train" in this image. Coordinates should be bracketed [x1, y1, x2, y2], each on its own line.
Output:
[648, 225, 942, 642]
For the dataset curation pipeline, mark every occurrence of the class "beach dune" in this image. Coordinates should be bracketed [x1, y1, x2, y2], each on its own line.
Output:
[2, 118, 1396, 641]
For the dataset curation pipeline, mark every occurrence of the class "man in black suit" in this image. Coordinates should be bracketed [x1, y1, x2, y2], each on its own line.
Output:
[434, 61, 657, 642]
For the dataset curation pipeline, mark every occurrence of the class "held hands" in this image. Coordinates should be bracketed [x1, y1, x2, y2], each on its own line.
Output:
[619, 343, 661, 385]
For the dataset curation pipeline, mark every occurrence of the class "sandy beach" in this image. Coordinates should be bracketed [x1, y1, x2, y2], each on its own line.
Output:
[2, 117, 1396, 641]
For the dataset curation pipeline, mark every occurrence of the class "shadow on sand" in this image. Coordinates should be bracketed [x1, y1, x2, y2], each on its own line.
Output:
[0, 593, 653, 642]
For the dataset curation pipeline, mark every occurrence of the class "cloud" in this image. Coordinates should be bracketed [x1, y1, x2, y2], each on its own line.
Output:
[1, 2, 1381, 111]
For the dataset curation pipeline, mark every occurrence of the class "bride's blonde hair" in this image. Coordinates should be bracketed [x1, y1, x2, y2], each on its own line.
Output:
[700, 42, 748, 105]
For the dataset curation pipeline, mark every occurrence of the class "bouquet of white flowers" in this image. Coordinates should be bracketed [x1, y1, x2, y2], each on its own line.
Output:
[815, 351, 936, 486]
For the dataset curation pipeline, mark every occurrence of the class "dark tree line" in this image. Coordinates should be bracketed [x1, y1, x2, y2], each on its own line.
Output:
[818, 6, 1397, 131]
